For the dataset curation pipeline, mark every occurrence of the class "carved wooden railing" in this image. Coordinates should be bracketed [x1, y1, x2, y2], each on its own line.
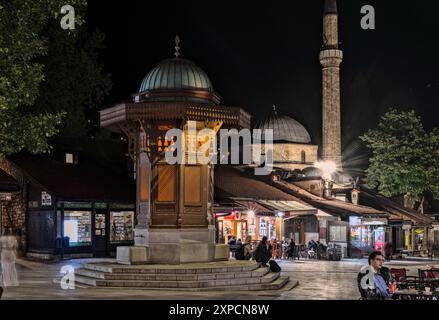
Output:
[100, 102, 251, 129]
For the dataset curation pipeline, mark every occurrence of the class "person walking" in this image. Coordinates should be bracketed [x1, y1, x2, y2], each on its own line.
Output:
[254, 236, 272, 267]
[0, 228, 19, 288]
[228, 236, 236, 258]
[287, 240, 296, 260]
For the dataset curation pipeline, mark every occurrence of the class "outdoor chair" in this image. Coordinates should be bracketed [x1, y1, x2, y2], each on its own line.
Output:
[419, 268, 439, 291]
[390, 268, 422, 290]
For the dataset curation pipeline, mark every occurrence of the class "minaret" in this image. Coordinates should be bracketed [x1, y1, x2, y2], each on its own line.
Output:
[320, 0, 343, 168]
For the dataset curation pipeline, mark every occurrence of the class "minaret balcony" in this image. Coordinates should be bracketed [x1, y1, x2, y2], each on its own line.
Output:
[319, 49, 343, 67]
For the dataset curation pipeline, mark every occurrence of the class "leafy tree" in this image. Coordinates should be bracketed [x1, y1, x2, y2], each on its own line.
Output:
[0, 0, 86, 155]
[360, 109, 439, 203]
[34, 20, 111, 139]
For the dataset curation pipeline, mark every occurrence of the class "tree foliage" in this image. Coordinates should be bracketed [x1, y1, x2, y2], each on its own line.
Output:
[0, 0, 86, 155]
[360, 109, 439, 202]
[34, 20, 111, 139]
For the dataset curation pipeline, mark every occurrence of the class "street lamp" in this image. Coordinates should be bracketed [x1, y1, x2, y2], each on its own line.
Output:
[314, 161, 337, 198]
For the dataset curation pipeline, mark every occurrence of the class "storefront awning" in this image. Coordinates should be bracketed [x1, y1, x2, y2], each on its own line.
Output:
[232, 199, 274, 214]
[256, 200, 315, 213]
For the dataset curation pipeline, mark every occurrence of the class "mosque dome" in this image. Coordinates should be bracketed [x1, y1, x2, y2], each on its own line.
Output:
[139, 58, 214, 93]
[256, 107, 312, 144]
[136, 36, 220, 105]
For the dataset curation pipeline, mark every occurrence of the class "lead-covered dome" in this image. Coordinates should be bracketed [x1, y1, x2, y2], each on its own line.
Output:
[256, 107, 312, 144]
[139, 58, 214, 93]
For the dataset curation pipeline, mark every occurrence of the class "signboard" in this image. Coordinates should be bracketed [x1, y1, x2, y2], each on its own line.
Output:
[349, 216, 362, 226]
[374, 227, 385, 251]
[362, 218, 387, 226]
[94, 202, 107, 209]
[41, 191, 52, 206]
[259, 219, 267, 237]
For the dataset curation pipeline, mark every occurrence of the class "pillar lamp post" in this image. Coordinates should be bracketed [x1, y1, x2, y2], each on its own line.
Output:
[315, 161, 337, 199]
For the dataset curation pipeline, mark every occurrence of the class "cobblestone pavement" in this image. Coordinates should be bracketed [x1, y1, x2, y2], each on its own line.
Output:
[1, 258, 438, 300]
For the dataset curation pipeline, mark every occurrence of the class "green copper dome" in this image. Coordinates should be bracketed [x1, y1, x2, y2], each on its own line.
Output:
[256, 107, 312, 144]
[139, 58, 213, 93]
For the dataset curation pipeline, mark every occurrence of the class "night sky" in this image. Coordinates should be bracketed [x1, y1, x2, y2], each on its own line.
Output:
[86, 0, 439, 173]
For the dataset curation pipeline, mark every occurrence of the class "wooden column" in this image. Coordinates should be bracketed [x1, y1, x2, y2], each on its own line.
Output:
[135, 125, 151, 246]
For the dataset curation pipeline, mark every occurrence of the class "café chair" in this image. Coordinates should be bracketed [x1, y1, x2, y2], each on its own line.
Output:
[390, 268, 422, 290]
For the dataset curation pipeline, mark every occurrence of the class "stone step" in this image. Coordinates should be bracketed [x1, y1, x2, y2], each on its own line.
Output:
[74, 271, 280, 289]
[196, 276, 290, 292]
[75, 267, 269, 281]
[82, 261, 259, 275]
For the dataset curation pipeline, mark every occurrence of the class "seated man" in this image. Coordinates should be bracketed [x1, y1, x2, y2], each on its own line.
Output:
[357, 251, 396, 300]
[235, 242, 252, 261]
[254, 236, 272, 266]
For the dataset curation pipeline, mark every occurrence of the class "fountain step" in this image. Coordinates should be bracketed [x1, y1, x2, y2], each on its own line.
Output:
[75, 266, 269, 281]
[73, 273, 288, 291]
[81, 260, 260, 275]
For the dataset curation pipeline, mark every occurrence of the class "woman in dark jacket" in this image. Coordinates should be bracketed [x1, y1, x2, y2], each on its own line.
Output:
[254, 236, 272, 266]
[286, 240, 296, 259]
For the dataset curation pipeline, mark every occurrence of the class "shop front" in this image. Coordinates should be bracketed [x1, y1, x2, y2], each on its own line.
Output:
[57, 202, 135, 257]
[349, 216, 387, 256]
[215, 211, 249, 244]
[215, 211, 282, 244]
[255, 214, 278, 241]
[27, 199, 135, 260]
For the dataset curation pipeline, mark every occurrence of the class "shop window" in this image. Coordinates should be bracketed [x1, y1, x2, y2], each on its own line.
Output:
[328, 224, 347, 242]
[110, 211, 134, 242]
[63, 211, 92, 246]
[184, 166, 201, 203]
[95, 214, 106, 236]
[157, 165, 176, 202]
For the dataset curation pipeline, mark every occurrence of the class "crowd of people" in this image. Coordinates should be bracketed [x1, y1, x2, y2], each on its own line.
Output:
[227, 235, 329, 264]
[227, 235, 402, 300]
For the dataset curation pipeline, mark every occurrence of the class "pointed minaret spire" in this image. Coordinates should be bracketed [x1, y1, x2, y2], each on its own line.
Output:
[323, 0, 339, 49]
[272, 105, 277, 114]
[320, 0, 343, 168]
[174, 35, 181, 58]
[324, 0, 338, 14]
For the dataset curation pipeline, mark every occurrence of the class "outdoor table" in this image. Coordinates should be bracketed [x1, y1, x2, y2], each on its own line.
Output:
[393, 289, 439, 300]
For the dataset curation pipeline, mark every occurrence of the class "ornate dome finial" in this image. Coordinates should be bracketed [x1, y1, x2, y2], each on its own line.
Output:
[272, 105, 277, 114]
[174, 35, 181, 58]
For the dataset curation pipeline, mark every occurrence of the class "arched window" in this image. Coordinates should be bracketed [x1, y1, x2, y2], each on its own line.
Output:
[301, 150, 306, 163]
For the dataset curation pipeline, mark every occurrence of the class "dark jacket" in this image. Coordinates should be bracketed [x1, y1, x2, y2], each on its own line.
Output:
[235, 244, 251, 260]
[254, 242, 272, 263]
